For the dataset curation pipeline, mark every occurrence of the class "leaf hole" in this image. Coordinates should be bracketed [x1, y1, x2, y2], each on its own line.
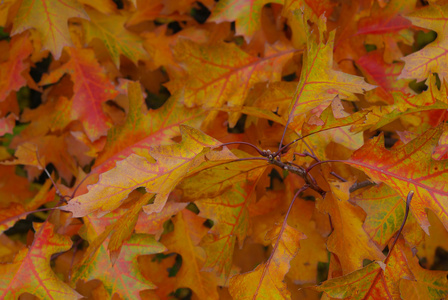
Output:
[191, 2, 211, 24]
[171, 287, 192, 299]
[145, 85, 171, 110]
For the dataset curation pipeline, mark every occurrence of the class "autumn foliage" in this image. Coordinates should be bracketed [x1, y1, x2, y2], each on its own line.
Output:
[2, 0, 448, 299]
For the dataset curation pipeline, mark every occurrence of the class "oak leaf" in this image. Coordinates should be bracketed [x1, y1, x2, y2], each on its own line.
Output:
[0, 33, 33, 101]
[162, 209, 219, 300]
[283, 13, 374, 134]
[398, 3, 448, 81]
[209, 0, 283, 42]
[347, 126, 448, 234]
[40, 47, 119, 141]
[171, 39, 295, 127]
[61, 125, 236, 217]
[11, 0, 88, 59]
[71, 212, 166, 300]
[229, 223, 306, 299]
[82, 6, 147, 67]
[317, 192, 385, 274]
[0, 222, 81, 299]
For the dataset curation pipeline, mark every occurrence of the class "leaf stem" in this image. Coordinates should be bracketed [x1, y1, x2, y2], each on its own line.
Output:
[0, 207, 57, 227]
[306, 159, 345, 173]
[384, 191, 414, 263]
[220, 141, 265, 156]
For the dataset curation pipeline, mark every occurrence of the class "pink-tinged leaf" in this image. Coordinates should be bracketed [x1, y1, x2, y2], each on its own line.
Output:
[346, 126, 448, 234]
[357, 50, 410, 104]
[314, 238, 448, 299]
[40, 47, 119, 141]
[0, 222, 81, 299]
[312, 238, 414, 299]
[11, 0, 88, 59]
[93, 81, 204, 174]
[61, 125, 236, 218]
[0, 34, 33, 101]
[357, 0, 414, 35]
[72, 221, 166, 299]
[0, 114, 17, 136]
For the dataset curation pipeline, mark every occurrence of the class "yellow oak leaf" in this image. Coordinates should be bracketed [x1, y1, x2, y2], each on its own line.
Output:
[61, 125, 236, 217]
[229, 223, 306, 299]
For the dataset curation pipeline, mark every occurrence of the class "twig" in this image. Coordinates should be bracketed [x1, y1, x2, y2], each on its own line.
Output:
[349, 180, 376, 193]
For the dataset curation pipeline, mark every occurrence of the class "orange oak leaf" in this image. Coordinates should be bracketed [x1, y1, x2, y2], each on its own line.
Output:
[171, 39, 295, 127]
[0, 222, 81, 299]
[6, 134, 78, 182]
[11, 0, 88, 60]
[77, 0, 117, 15]
[137, 253, 177, 300]
[417, 210, 448, 267]
[135, 199, 188, 240]
[285, 177, 329, 285]
[346, 126, 448, 234]
[0, 179, 54, 234]
[1, 142, 42, 170]
[357, 0, 414, 35]
[253, 81, 297, 119]
[82, 7, 147, 67]
[18, 96, 73, 139]
[126, 1, 164, 26]
[398, 4, 448, 81]
[40, 47, 119, 141]
[161, 209, 219, 300]
[142, 25, 209, 77]
[61, 125, 236, 217]
[209, 0, 283, 42]
[229, 223, 306, 299]
[317, 192, 385, 274]
[0, 33, 33, 101]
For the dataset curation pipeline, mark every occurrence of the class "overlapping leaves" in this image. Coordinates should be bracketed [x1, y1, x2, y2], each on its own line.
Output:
[2, 0, 448, 299]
